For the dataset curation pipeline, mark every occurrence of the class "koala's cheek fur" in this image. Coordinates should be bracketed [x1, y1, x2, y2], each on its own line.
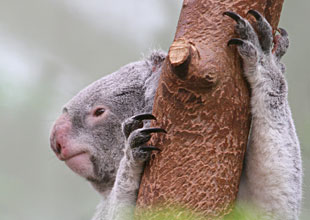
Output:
[75, 111, 125, 185]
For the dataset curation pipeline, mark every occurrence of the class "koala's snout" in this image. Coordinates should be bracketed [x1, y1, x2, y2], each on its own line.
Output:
[50, 113, 72, 160]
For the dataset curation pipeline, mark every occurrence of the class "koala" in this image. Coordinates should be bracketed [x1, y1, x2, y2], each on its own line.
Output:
[50, 10, 302, 220]
[50, 51, 167, 220]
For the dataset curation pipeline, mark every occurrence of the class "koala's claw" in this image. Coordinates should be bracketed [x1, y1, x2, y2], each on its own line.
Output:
[226, 10, 289, 64]
[129, 127, 166, 148]
[226, 10, 288, 79]
[140, 146, 161, 152]
[224, 10, 259, 47]
[122, 113, 157, 138]
[140, 127, 167, 134]
[248, 10, 273, 52]
[277, 28, 288, 37]
[274, 27, 289, 60]
[126, 127, 165, 162]
[123, 114, 166, 162]
[132, 113, 156, 121]
[223, 11, 243, 22]
[228, 38, 244, 46]
[247, 9, 262, 20]
[225, 10, 274, 52]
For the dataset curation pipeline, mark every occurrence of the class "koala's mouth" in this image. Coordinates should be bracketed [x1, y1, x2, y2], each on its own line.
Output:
[63, 151, 94, 179]
[60, 151, 87, 161]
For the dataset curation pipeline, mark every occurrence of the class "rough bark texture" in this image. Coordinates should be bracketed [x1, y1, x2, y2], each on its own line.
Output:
[137, 0, 284, 219]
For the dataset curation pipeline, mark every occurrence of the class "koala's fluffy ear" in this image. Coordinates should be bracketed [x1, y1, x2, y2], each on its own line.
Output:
[147, 50, 166, 67]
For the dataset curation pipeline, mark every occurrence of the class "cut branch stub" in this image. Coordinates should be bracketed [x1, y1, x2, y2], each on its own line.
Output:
[168, 38, 217, 88]
[137, 0, 284, 219]
[168, 38, 192, 79]
[169, 38, 191, 68]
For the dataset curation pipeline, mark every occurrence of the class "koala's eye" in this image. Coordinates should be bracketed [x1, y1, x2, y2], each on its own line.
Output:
[93, 108, 105, 117]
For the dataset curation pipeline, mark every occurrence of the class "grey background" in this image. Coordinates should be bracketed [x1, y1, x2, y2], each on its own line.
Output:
[0, 1, 309, 219]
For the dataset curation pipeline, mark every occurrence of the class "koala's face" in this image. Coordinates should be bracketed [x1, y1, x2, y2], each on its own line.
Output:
[50, 59, 155, 190]
[50, 78, 127, 190]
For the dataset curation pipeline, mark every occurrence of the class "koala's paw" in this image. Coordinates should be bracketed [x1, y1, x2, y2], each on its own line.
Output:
[122, 113, 166, 163]
[273, 28, 289, 61]
[224, 10, 289, 77]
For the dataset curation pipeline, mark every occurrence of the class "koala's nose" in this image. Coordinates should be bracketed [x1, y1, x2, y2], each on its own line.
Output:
[50, 113, 71, 158]
[54, 141, 62, 154]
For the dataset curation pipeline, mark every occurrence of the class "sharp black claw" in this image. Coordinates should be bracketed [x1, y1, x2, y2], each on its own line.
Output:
[247, 10, 262, 20]
[132, 113, 157, 121]
[278, 28, 288, 37]
[223, 11, 242, 22]
[140, 146, 161, 152]
[141, 128, 167, 134]
[227, 38, 244, 46]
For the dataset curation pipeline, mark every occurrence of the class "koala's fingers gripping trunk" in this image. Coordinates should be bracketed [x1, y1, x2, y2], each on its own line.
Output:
[136, 0, 284, 219]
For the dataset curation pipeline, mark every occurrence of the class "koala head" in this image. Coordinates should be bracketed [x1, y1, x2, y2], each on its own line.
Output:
[49, 57, 161, 192]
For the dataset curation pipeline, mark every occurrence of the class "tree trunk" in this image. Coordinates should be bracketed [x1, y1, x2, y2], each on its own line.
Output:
[137, 0, 284, 219]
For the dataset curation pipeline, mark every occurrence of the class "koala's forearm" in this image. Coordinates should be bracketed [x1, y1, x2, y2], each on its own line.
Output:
[112, 156, 144, 201]
[242, 35, 302, 220]
[92, 114, 165, 220]
[225, 10, 302, 219]
[110, 157, 144, 220]
[92, 157, 143, 220]
[245, 88, 302, 217]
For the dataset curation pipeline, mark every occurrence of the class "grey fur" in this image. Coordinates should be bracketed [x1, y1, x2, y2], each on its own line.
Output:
[227, 10, 302, 220]
[51, 12, 301, 220]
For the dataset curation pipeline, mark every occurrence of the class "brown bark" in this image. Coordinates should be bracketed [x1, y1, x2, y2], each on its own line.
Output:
[137, 0, 284, 219]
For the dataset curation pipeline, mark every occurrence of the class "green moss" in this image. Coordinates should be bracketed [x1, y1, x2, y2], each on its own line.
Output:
[136, 203, 264, 220]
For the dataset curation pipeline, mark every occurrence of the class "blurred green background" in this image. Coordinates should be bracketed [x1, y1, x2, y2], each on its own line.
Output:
[0, 1, 309, 219]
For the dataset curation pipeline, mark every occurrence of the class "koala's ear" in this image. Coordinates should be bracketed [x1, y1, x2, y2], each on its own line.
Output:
[148, 50, 166, 67]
